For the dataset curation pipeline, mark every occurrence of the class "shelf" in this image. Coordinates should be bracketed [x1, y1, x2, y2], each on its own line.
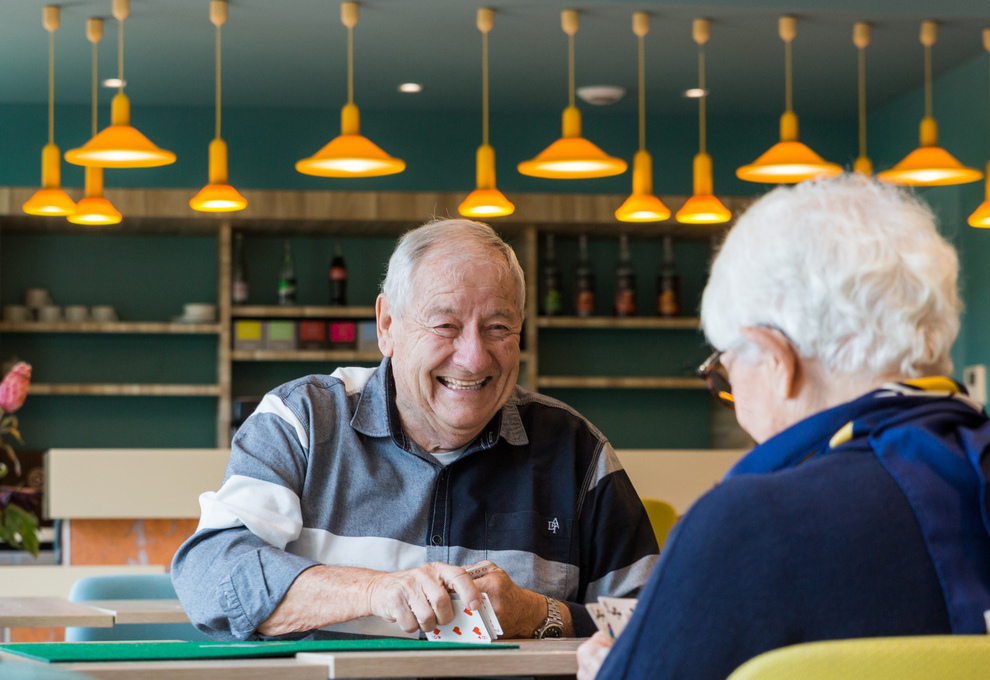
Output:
[537, 376, 707, 390]
[231, 306, 376, 319]
[0, 321, 221, 334]
[537, 317, 700, 330]
[28, 384, 223, 397]
[232, 350, 384, 362]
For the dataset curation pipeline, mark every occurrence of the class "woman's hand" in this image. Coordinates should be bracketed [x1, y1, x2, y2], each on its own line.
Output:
[577, 631, 614, 680]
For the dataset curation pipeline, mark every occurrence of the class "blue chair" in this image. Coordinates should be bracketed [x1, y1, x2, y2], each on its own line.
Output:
[65, 573, 209, 642]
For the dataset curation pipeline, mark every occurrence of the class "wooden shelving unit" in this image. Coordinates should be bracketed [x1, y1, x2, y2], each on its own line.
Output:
[537, 376, 706, 390]
[29, 384, 223, 397]
[0, 321, 221, 334]
[537, 316, 700, 330]
[232, 349, 383, 362]
[231, 306, 376, 319]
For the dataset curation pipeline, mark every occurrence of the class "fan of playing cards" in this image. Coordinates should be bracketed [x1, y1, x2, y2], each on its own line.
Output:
[586, 596, 637, 639]
[427, 593, 504, 644]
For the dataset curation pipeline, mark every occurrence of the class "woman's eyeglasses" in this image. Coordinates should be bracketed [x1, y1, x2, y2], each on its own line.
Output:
[697, 350, 734, 409]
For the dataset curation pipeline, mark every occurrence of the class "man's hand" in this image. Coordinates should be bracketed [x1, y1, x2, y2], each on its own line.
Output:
[577, 632, 614, 680]
[366, 562, 482, 634]
[464, 560, 573, 638]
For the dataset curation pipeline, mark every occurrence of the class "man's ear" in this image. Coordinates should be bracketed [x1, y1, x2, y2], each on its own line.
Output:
[738, 326, 801, 400]
[376, 294, 395, 358]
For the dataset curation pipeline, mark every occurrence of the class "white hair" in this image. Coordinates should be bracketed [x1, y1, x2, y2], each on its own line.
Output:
[700, 173, 961, 377]
[381, 218, 526, 319]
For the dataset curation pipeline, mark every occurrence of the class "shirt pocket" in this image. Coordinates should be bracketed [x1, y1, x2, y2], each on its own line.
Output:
[485, 511, 574, 598]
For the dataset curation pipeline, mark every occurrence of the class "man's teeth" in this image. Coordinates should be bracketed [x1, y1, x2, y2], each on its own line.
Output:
[440, 377, 487, 390]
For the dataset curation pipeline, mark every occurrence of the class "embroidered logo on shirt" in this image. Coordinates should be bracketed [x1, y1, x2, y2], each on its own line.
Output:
[548, 517, 560, 534]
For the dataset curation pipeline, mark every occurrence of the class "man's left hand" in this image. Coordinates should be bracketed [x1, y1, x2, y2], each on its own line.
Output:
[577, 632, 613, 680]
[463, 560, 572, 638]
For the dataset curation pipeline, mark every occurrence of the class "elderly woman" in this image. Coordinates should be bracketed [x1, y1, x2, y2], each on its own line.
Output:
[578, 174, 990, 680]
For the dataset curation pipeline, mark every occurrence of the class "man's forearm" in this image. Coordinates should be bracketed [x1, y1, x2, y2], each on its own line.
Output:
[257, 564, 378, 636]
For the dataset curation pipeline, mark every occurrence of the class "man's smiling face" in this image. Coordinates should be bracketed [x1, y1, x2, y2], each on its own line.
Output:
[377, 246, 522, 453]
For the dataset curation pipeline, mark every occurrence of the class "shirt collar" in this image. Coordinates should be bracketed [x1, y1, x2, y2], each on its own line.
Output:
[351, 357, 530, 450]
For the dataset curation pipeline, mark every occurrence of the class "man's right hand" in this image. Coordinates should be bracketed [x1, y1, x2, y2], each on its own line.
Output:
[366, 562, 482, 633]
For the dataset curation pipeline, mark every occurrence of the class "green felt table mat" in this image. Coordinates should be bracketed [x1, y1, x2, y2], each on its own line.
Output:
[0, 638, 517, 663]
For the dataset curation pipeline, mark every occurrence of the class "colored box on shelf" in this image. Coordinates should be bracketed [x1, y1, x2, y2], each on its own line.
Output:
[264, 320, 297, 351]
[357, 320, 379, 353]
[298, 320, 328, 350]
[233, 320, 263, 351]
[329, 320, 357, 350]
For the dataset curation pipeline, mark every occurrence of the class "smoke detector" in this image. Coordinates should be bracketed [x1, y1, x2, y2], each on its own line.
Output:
[576, 85, 626, 106]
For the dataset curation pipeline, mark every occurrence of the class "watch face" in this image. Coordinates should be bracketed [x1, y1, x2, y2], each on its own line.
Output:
[540, 625, 564, 639]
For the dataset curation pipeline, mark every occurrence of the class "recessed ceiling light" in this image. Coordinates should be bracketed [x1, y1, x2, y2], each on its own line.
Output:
[102, 78, 126, 88]
[684, 88, 708, 98]
[398, 83, 422, 93]
[576, 85, 625, 106]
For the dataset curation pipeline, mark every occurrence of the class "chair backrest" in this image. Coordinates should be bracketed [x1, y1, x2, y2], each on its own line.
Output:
[727, 636, 990, 680]
[641, 497, 678, 549]
[66, 573, 210, 642]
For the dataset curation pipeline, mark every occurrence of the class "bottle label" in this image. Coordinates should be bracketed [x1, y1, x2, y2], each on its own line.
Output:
[232, 282, 249, 304]
[330, 266, 347, 281]
[658, 290, 680, 317]
[616, 290, 637, 317]
[576, 291, 595, 316]
[278, 279, 297, 305]
[544, 289, 562, 315]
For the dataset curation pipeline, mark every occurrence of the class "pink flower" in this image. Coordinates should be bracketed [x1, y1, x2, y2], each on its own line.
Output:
[0, 362, 32, 413]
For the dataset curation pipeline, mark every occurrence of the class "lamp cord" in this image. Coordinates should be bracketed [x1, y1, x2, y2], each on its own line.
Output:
[924, 43, 932, 119]
[48, 29, 54, 145]
[784, 39, 792, 113]
[482, 28, 489, 146]
[216, 22, 222, 139]
[858, 45, 867, 160]
[699, 43, 706, 155]
[347, 24, 354, 105]
[92, 40, 99, 137]
[118, 15, 124, 93]
[568, 33, 575, 108]
[637, 32, 645, 151]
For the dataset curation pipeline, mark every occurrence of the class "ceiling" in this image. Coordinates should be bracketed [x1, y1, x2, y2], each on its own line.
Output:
[0, 0, 989, 119]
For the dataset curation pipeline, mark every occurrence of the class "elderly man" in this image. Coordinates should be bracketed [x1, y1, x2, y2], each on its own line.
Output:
[172, 219, 658, 640]
[578, 175, 990, 680]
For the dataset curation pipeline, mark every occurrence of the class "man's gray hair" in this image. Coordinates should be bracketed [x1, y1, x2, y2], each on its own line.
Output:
[381, 218, 526, 319]
[701, 173, 961, 377]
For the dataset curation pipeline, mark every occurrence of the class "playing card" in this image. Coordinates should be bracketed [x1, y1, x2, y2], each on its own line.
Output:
[598, 596, 637, 638]
[585, 602, 611, 637]
[427, 599, 494, 644]
[466, 564, 491, 579]
[476, 592, 503, 636]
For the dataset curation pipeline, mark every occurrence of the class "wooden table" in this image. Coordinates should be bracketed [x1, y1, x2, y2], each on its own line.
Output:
[0, 639, 582, 679]
[0, 597, 114, 642]
[85, 599, 191, 625]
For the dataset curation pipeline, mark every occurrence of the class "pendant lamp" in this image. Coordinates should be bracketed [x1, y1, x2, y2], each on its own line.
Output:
[518, 10, 627, 179]
[67, 18, 122, 226]
[852, 23, 873, 175]
[65, 0, 175, 169]
[615, 12, 669, 222]
[737, 16, 841, 184]
[24, 7, 76, 217]
[190, 0, 246, 212]
[676, 18, 731, 225]
[459, 9, 514, 218]
[968, 29, 990, 227]
[296, 2, 405, 177]
[878, 22, 982, 186]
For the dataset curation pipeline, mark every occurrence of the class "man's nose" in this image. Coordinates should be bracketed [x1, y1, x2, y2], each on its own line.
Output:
[452, 327, 489, 372]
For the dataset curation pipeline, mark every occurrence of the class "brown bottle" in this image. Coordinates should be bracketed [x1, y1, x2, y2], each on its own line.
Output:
[657, 236, 681, 317]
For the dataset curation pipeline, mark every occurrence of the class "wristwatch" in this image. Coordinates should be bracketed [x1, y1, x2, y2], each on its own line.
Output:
[533, 596, 564, 638]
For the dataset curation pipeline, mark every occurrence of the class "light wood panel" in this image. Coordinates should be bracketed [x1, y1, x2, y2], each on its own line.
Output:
[29, 384, 222, 397]
[537, 316, 701, 329]
[0, 321, 221, 334]
[87, 599, 190, 625]
[231, 350, 383, 362]
[0, 597, 113, 628]
[231, 305, 377, 318]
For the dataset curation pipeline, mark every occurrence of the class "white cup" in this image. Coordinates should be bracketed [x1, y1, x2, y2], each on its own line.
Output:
[38, 305, 63, 323]
[2, 305, 31, 322]
[91, 305, 118, 323]
[183, 303, 217, 322]
[65, 305, 90, 323]
[25, 288, 52, 309]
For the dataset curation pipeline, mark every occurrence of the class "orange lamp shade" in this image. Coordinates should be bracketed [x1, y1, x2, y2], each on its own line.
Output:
[460, 144, 514, 217]
[615, 150, 669, 222]
[677, 152, 731, 224]
[854, 156, 874, 176]
[737, 112, 842, 184]
[968, 164, 990, 228]
[296, 104, 405, 178]
[65, 93, 176, 168]
[877, 119, 982, 186]
[66, 166, 122, 225]
[24, 144, 76, 215]
[519, 107, 627, 179]
[191, 139, 247, 212]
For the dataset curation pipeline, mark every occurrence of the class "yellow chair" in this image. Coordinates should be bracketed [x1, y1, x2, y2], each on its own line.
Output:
[727, 636, 990, 680]
[641, 497, 678, 549]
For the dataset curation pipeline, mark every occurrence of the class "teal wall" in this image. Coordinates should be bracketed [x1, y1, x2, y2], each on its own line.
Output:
[2, 96, 863, 451]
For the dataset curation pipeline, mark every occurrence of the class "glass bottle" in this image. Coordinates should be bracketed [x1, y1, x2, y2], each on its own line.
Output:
[574, 234, 595, 317]
[277, 238, 297, 306]
[232, 232, 249, 305]
[614, 234, 637, 317]
[657, 236, 681, 317]
[329, 241, 348, 306]
[542, 233, 563, 316]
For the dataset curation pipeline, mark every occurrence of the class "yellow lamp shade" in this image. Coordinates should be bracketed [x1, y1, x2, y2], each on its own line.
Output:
[615, 150, 669, 222]
[676, 194, 732, 224]
[519, 107, 627, 179]
[737, 112, 841, 184]
[296, 103, 405, 178]
[968, 164, 990, 228]
[65, 93, 176, 168]
[191, 138, 247, 212]
[877, 118, 982, 186]
[67, 197, 122, 225]
[24, 144, 77, 216]
[460, 144, 514, 217]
